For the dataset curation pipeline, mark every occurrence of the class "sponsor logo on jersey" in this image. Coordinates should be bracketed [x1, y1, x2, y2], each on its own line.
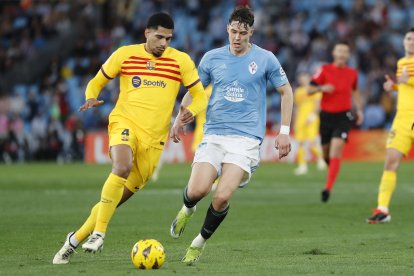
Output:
[249, 61, 257, 74]
[143, 79, 167, 88]
[224, 81, 248, 102]
[132, 76, 141, 87]
[132, 76, 167, 88]
[146, 61, 156, 70]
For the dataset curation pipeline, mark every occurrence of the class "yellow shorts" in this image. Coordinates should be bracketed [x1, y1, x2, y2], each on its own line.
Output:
[386, 114, 414, 156]
[109, 121, 163, 193]
[294, 120, 319, 142]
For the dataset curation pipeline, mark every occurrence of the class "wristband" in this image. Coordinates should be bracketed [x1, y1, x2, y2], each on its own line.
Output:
[280, 125, 290, 135]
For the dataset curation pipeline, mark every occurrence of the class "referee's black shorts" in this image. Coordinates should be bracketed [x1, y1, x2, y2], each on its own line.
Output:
[319, 110, 353, 145]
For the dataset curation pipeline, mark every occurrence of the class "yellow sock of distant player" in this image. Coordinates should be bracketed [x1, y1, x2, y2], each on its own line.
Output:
[297, 146, 306, 165]
[94, 173, 126, 233]
[310, 144, 322, 160]
[74, 203, 99, 242]
[378, 170, 397, 209]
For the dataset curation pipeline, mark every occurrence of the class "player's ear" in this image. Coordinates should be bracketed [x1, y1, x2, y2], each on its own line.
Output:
[226, 24, 230, 33]
[144, 28, 151, 39]
[250, 27, 254, 36]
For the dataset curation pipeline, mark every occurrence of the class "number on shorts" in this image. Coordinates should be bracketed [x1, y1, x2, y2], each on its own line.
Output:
[122, 129, 129, 136]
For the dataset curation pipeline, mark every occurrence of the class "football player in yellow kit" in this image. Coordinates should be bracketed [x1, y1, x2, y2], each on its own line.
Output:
[367, 28, 414, 223]
[293, 73, 326, 175]
[53, 12, 207, 264]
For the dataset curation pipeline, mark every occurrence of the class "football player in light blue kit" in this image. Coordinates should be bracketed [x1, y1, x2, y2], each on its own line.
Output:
[169, 6, 294, 264]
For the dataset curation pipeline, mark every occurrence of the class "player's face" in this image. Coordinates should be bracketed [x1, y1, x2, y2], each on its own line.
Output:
[227, 21, 254, 55]
[332, 44, 350, 66]
[144, 26, 173, 57]
[403, 32, 414, 56]
[298, 73, 310, 86]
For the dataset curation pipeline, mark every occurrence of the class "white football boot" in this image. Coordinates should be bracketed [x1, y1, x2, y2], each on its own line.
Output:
[82, 234, 104, 253]
[52, 232, 77, 264]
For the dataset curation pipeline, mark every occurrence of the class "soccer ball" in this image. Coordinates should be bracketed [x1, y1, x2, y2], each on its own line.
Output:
[131, 239, 165, 269]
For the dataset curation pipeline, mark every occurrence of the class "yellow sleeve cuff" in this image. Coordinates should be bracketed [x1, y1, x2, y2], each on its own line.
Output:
[186, 81, 208, 116]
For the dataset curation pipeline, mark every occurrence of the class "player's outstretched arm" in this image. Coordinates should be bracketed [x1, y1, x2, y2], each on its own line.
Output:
[170, 91, 196, 143]
[383, 74, 397, 92]
[79, 70, 110, 111]
[275, 83, 293, 159]
[308, 83, 334, 94]
[79, 98, 104, 112]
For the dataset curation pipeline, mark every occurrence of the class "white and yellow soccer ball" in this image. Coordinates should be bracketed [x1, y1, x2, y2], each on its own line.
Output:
[131, 239, 165, 269]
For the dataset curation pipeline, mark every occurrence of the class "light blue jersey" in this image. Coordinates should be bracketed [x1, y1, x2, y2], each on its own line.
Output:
[198, 44, 288, 142]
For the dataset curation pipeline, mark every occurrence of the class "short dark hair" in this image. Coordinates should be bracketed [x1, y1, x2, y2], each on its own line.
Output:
[406, 27, 414, 34]
[229, 6, 254, 28]
[146, 12, 174, 30]
[334, 40, 350, 47]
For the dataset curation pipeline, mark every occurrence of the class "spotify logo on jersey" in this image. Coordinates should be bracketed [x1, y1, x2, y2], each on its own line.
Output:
[132, 76, 141, 88]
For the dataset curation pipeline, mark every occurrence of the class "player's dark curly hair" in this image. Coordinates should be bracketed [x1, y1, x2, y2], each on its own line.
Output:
[406, 27, 414, 34]
[147, 12, 174, 30]
[229, 6, 254, 28]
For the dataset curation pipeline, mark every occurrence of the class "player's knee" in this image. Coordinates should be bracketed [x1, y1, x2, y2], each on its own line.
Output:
[212, 193, 230, 211]
[384, 156, 400, 171]
[187, 185, 209, 200]
[112, 163, 132, 179]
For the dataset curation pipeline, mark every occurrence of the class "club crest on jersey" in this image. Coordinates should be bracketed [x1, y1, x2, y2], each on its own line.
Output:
[132, 76, 141, 88]
[249, 61, 257, 75]
[146, 61, 156, 70]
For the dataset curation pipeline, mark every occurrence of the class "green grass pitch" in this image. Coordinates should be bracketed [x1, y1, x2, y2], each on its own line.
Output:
[0, 162, 413, 275]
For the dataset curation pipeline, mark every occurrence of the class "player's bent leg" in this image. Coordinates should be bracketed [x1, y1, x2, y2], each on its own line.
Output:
[171, 163, 217, 239]
[182, 164, 245, 264]
[294, 142, 308, 175]
[310, 139, 326, 170]
[74, 203, 100, 244]
[322, 138, 344, 202]
[367, 148, 403, 224]
[83, 145, 132, 253]
[322, 143, 330, 165]
[53, 232, 77, 264]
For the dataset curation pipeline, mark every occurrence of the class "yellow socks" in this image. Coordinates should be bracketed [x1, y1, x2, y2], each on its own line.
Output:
[94, 173, 126, 233]
[378, 170, 397, 211]
[310, 145, 322, 160]
[74, 203, 100, 243]
[297, 146, 306, 165]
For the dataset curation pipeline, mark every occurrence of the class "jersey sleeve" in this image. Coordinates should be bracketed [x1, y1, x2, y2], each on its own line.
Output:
[266, 52, 288, 88]
[197, 52, 211, 87]
[179, 53, 201, 89]
[312, 66, 326, 85]
[101, 47, 123, 79]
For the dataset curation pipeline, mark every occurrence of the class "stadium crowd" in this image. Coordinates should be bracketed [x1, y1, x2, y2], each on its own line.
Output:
[0, 0, 413, 162]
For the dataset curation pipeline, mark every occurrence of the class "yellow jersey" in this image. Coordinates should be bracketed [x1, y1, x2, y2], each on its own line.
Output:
[192, 85, 213, 152]
[396, 57, 414, 115]
[294, 86, 321, 126]
[99, 44, 201, 149]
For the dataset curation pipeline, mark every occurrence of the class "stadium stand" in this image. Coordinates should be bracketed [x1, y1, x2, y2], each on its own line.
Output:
[1, 0, 413, 162]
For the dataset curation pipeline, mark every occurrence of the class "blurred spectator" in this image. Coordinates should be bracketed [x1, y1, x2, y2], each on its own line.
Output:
[1, 0, 412, 162]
